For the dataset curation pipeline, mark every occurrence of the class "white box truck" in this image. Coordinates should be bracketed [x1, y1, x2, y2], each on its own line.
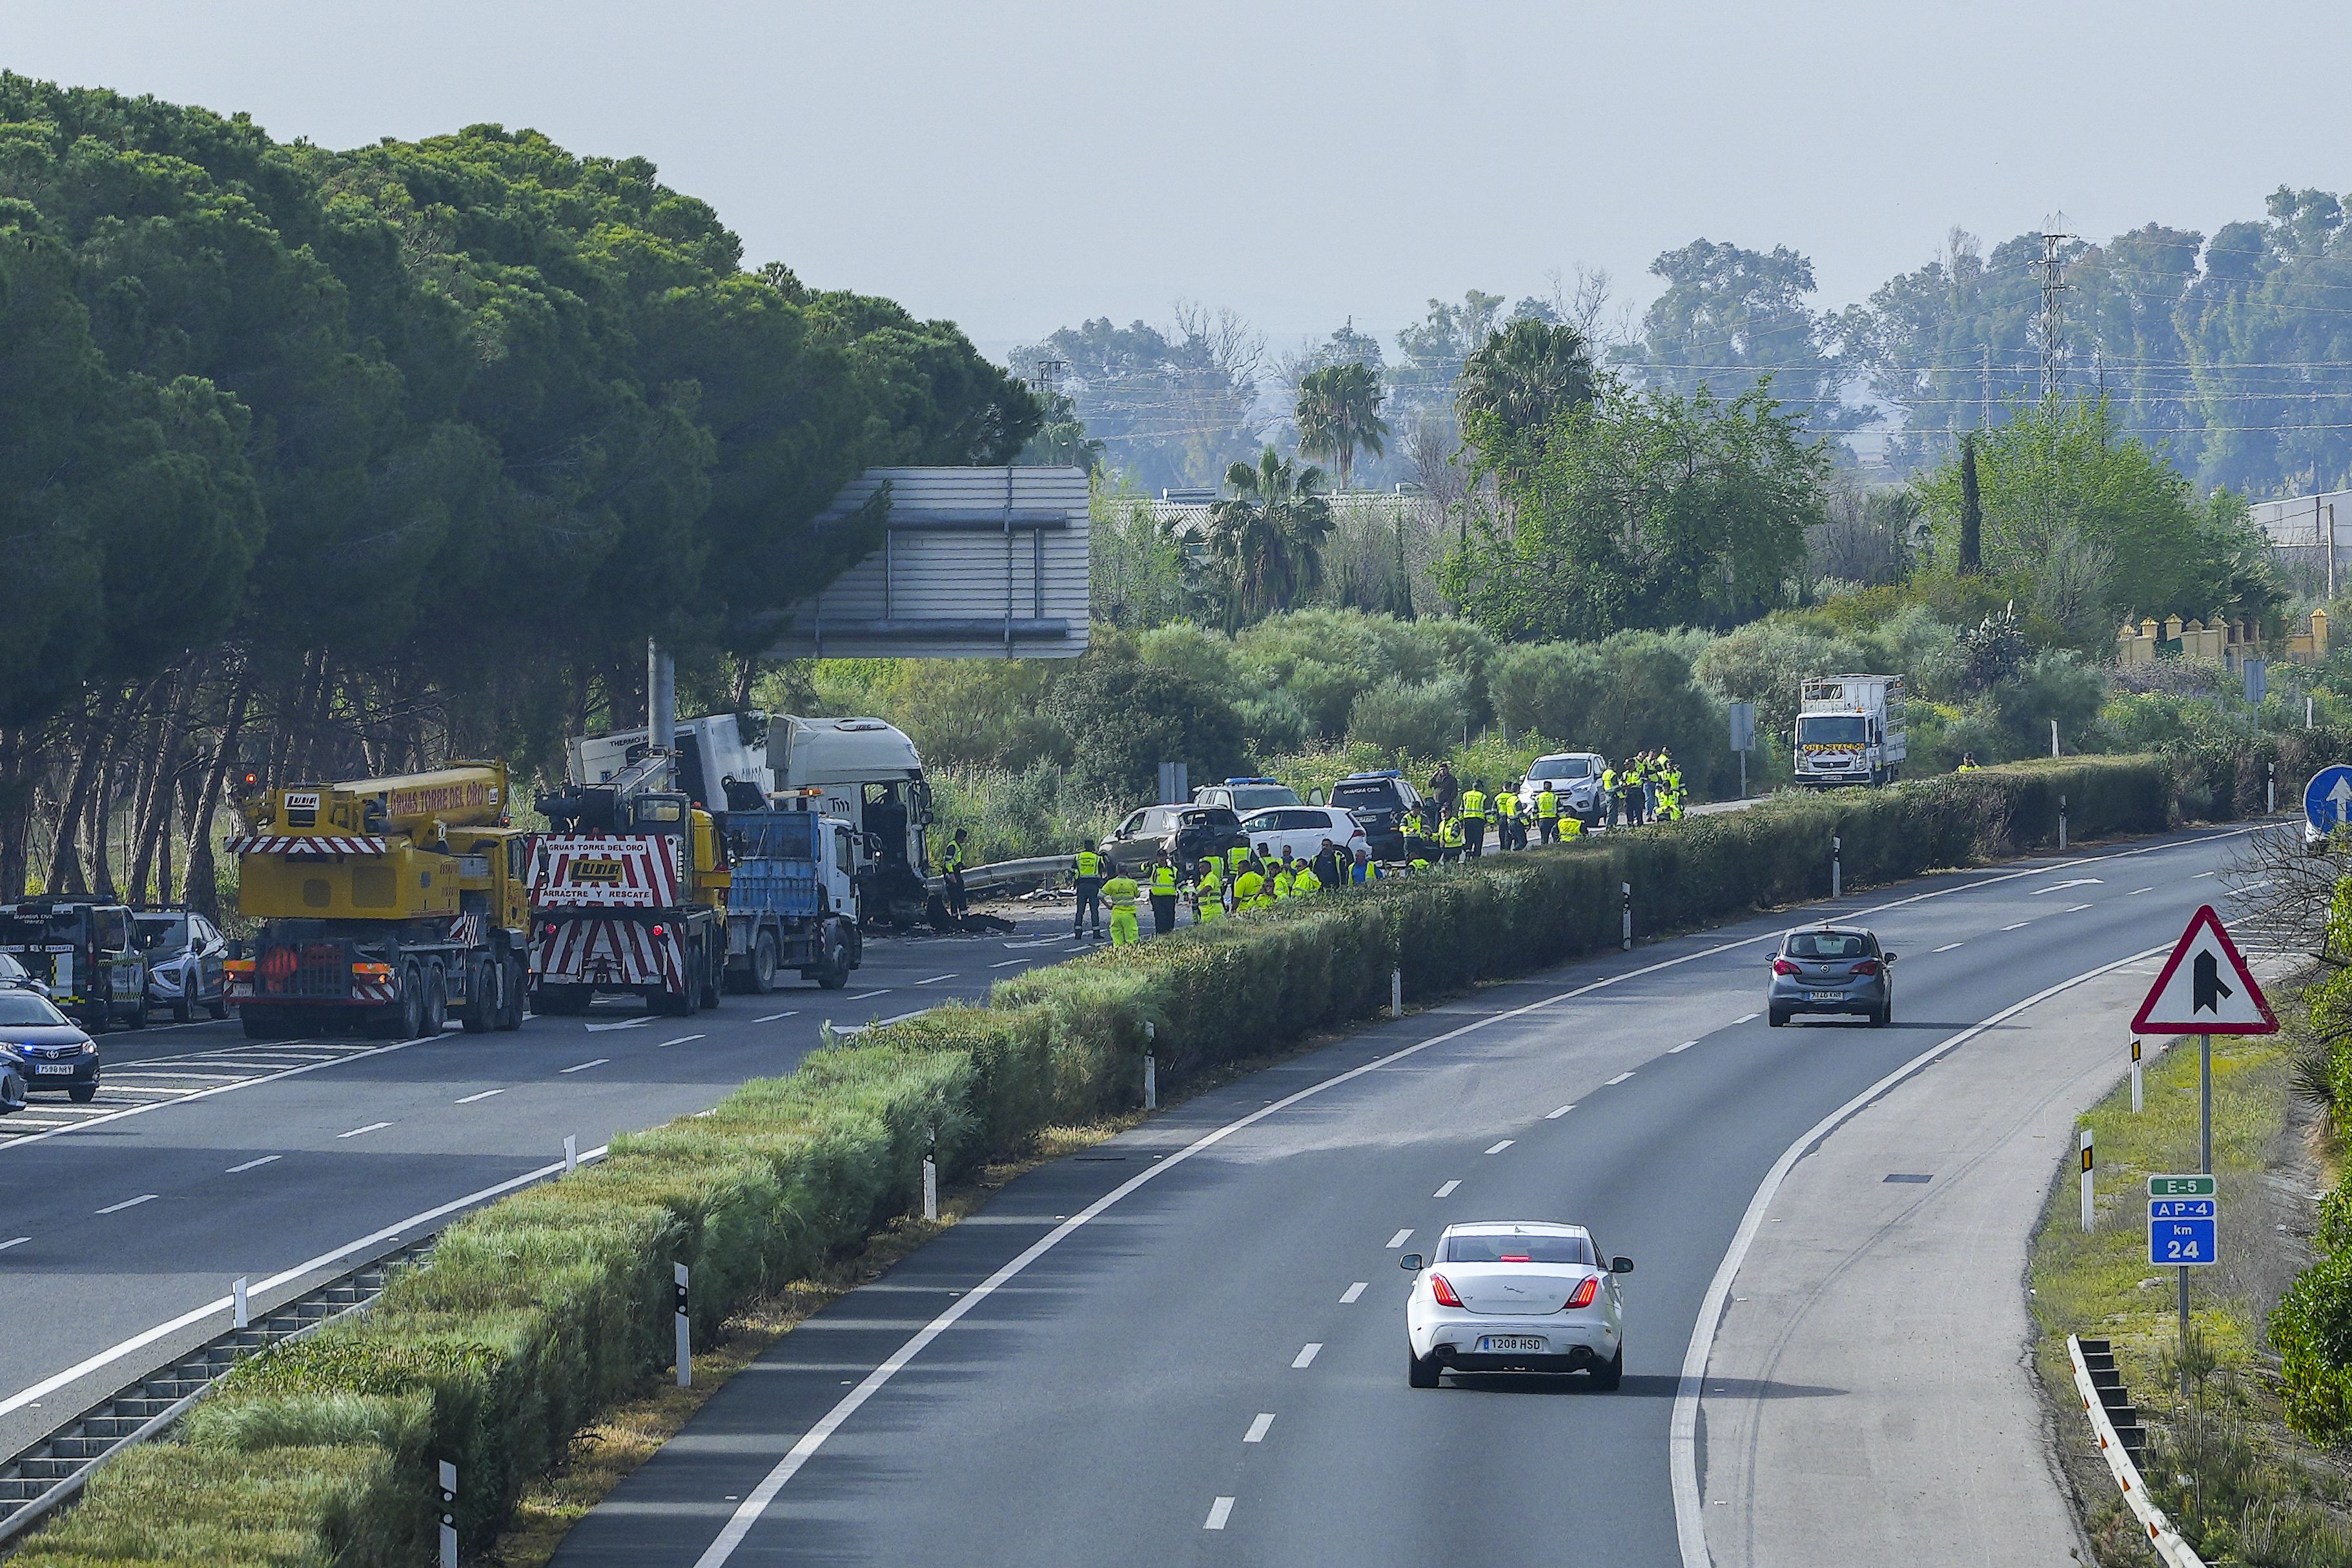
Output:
[1794, 675, 1907, 788]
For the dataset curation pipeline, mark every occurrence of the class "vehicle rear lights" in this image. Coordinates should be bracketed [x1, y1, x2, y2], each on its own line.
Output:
[1430, 1274, 1464, 1308]
[1848, 959, 1882, 976]
[1772, 958, 1801, 975]
[651, 923, 667, 939]
[351, 962, 394, 980]
[1565, 1276, 1599, 1310]
[1499, 1254, 1532, 1263]
[541, 923, 557, 938]
[223, 959, 254, 975]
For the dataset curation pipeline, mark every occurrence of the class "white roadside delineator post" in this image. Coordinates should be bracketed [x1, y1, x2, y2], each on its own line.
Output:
[1831, 835, 1841, 899]
[673, 1262, 691, 1388]
[1143, 1021, 1158, 1110]
[2131, 1036, 2143, 1114]
[1390, 967, 1402, 1020]
[438, 1460, 458, 1568]
[232, 1276, 250, 1331]
[563, 1134, 577, 1175]
[1621, 882, 1632, 952]
[2059, 794, 2068, 852]
[922, 1128, 939, 1223]
[2080, 1126, 2095, 1232]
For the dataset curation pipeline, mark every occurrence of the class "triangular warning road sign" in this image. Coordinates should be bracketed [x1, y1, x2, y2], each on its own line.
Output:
[2131, 904, 2276, 1035]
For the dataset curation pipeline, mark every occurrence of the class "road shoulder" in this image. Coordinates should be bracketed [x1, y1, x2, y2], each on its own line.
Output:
[1696, 968, 2164, 1567]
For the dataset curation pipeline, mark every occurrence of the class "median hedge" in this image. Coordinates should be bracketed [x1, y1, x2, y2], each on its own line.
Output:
[7, 755, 2240, 1566]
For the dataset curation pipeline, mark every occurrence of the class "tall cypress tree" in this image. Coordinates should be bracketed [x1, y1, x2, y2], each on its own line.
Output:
[1958, 431, 1983, 575]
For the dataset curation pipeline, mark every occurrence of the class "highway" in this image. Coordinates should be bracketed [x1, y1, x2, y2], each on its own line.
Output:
[0, 907, 1085, 1458]
[544, 824, 2264, 1568]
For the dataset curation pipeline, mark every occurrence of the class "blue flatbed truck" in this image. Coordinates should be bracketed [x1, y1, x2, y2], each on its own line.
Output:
[722, 806, 864, 992]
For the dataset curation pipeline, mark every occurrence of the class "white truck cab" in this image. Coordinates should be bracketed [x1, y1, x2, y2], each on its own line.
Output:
[1794, 675, 1907, 788]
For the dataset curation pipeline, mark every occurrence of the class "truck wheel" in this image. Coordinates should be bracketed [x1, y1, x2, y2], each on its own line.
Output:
[462, 957, 495, 1033]
[422, 967, 449, 1035]
[819, 928, 851, 990]
[700, 941, 724, 1010]
[749, 932, 779, 995]
[395, 964, 427, 1039]
[498, 956, 526, 1030]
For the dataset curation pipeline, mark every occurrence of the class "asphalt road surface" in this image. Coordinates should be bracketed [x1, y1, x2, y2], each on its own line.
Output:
[0, 905, 1090, 1458]
[545, 824, 2267, 1568]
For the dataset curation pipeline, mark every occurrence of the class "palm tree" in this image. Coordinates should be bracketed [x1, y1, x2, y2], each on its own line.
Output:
[1455, 317, 1597, 473]
[1203, 447, 1335, 627]
[1294, 363, 1391, 491]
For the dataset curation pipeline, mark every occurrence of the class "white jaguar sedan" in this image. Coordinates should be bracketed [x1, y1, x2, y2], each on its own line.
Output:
[1402, 1221, 1631, 1389]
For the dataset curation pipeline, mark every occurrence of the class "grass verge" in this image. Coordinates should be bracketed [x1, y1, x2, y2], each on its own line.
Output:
[2028, 988, 2352, 1567]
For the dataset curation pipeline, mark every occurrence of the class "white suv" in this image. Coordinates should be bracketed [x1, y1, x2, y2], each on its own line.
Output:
[1522, 751, 1609, 827]
[1237, 805, 1369, 865]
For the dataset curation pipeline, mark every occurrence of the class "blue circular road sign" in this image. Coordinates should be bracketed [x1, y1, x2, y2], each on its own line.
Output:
[2307, 765, 2352, 834]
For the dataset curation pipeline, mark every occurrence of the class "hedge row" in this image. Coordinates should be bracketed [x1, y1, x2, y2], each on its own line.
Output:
[10, 755, 2221, 1565]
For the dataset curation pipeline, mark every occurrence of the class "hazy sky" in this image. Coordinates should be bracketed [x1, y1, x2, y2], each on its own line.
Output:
[7, 2, 2344, 359]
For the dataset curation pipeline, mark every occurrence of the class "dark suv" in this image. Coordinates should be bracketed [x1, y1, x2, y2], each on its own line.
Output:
[1099, 804, 1249, 877]
[0, 898, 148, 1032]
[1327, 771, 1425, 859]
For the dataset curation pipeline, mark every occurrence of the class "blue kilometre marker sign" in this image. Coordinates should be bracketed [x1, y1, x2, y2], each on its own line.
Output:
[2148, 1177, 2219, 1267]
[2307, 765, 2352, 836]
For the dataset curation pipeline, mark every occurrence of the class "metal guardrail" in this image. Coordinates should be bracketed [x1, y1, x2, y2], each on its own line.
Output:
[0, 1235, 438, 1548]
[2068, 1333, 2203, 1568]
[926, 854, 1074, 899]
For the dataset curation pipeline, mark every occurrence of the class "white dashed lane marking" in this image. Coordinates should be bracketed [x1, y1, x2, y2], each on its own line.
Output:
[1734, 1012, 1759, 1024]
[95, 1194, 157, 1215]
[1386, 1228, 1413, 1249]
[2002, 921, 2031, 931]
[1604, 1071, 1634, 1086]
[1291, 1343, 1322, 1369]
[1433, 1180, 1460, 1197]
[754, 1011, 799, 1023]
[1547, 1104, 1575, 1119]
[338, 1122, 393, 1139]
[1485, 1140, 1515, 1155]
[657, 1035, 706, 1049]
[455, 1090, 504, 1105]
[225, 1155, 280, 1173]
[0, 1237, 26, 1252]
[1244, 1413, 1275, 1443]
[1205, 1497, 1235, 1531]
[1668, 1040, 1695, 1054]
[559, 1059, 608, 1074]
[1340, 1282, 1367, 1303]
[1932, 942, 1963, 953]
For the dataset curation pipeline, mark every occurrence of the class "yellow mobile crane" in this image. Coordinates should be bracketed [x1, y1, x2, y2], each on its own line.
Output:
[225, 762, 531, 1039]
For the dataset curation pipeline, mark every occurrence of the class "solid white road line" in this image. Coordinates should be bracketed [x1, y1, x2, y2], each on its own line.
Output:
[1244, 1413, 1275, 1443]
[914, 974, 956, 986]
[0, 1237, 26, 1252]
[1340, 1282, 1367, 1303]
[586, 1016, 653, 1033]
[337, 1121, 393, 1138]
[1205, 1497, 1235, 1531]
[560, 1059, 608, 1074]
[1386, 1228, 1413, 1248]
[1669, 940, 2174, 1568]
[1604, 1071, 1634, 1086]
[1547, 1104, 1575, 1119]
[754, 1010, 800, 1023]
[0, 1143, 611, 1421]
[657, 1035, 706, 1048]
[1484, 1139, 1514, 1154]
[225, 1155, 281, 1173]
[454, 1090, 504, 1105]
[1433, 1180, 1460, 1197]
[1291, 1343, 1322, 1369]
[1668, 1040, 1695, 1054]
[682, 828, 2266, 1568]
[1932, 942, 1963, 953]
[94, 1194, 157, 1215]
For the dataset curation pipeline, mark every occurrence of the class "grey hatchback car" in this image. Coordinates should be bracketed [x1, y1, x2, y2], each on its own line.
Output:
[1767, 926, 1896, 1027]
